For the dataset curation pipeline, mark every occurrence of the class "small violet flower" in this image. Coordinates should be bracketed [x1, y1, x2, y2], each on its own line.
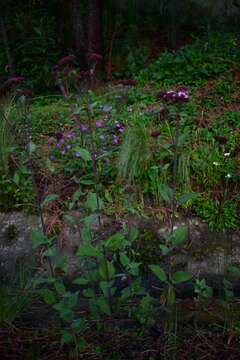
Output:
[95, 120, 102, 128]
[80, 125, 89, 132]
[99, 134, 105, 140]
[113, 135, 119, 145]
[75, 152, 81, 157]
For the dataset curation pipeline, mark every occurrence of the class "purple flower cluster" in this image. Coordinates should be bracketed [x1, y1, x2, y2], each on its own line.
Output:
[158, 87, 189, 103]
[55, 131, 76, 155]
[115, 122, 124, 133]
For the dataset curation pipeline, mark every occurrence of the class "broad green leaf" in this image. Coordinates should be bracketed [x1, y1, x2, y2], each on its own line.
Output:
[159, 244, 172, 256]
[159, 183, 173, 203]
[54, 281, 66, 295]
[83, 288, 95, 298]
[80, 227, 92, 242]
[167, 286, 176, 305]
[72, 189, 82, 202]
[61, 331, 73, 347]
[73, 277, 89, 285]
[74, 147, 92, 161]
[31, 229, 48, 248]
[41, 194, 59, 207]
[170, 226, 187, 246]
[178, 192, 198, 205]
[105, 233, 128, 251]
[227, 265, 240, 277]
[72, 319, 86, 333]
[83, 214, 98, 227]
[96, 297, 111, 316]
[39, 289, 56, 305]
[13, 172, 20, 185]
[46, 159, 55, 174]
[77, 337, 87, 351]
[85, 192, 103, 211]
[119, 252, 131, 268]
[76, 244, 98, 257]
[171, 271, 191, 284]
[149, 265, 167, 283]
[42, 246, 57, 257]
[79, 178, 95, 185]
[64, 214, 77, 225]
[99, 261, 115, 280]
[28, 141, 36, 155]
[129, 227, 139, 242]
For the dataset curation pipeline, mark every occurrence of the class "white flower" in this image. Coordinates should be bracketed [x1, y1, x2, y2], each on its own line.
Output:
[225, 173, 231, 178]
[224, 152, 230, 157]
[213, 162, 220, 166]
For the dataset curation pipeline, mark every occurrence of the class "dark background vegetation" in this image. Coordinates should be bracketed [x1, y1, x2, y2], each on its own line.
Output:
[1, 0, 240, 92]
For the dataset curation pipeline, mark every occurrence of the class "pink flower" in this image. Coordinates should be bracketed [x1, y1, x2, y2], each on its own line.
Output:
[88, 53, 103, 63]
[58, 55, 77, 66]
[3, 76, 25, 89]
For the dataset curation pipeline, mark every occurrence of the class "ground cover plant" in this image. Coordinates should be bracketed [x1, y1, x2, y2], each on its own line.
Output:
[1, 26, 240, 359]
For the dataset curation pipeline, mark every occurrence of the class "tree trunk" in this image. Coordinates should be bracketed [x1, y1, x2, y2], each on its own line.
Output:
[88, 0, 102, 57]
[0, 15, 15, 76]
[69, 0, 86, 66]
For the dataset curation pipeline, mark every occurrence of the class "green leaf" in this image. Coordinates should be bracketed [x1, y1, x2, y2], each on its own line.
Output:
[73, 277, 89, 285]
[46, 159, 55, 174]
[72, 189, 82, 203]
[171, 271, 191, 284]
[74, 147, 92, 161]
[99, 261, 115, 280]
[170, 226, 187, 246]
[42, 246, 57, 257]
[83, 288, 95, 298]
[149, 265, 167, 283]
[105, 233, 128, 251]
[79, 178, 95, 185]
[39, 289, 56, 305]
[28, 141, 36, 155]
[64, 214, 77, 225]
[178, 192, 198, 205]
[96, 297, 111, 315]
[159, 244, 172, 256]
[60, 330, 73, 347]
[72, 319, 86, 333]
[76, 244, 99, 257]
[159, 183, 173, 203]
[54, 282, 66, 295]
[227, 265, 240, 277]
[76, 337, 87, 351]
[85, 192, 103, 211]
[83, 214, 98, 227]
[80, 227, 92, 242]
[167, 286, 176, 305]
[31, 229, 48, 248]
[119, 252, 131, 268]
[41, 194, 59, 207]
[129, 227, 139, 242]
[13, 172, 20, 185]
